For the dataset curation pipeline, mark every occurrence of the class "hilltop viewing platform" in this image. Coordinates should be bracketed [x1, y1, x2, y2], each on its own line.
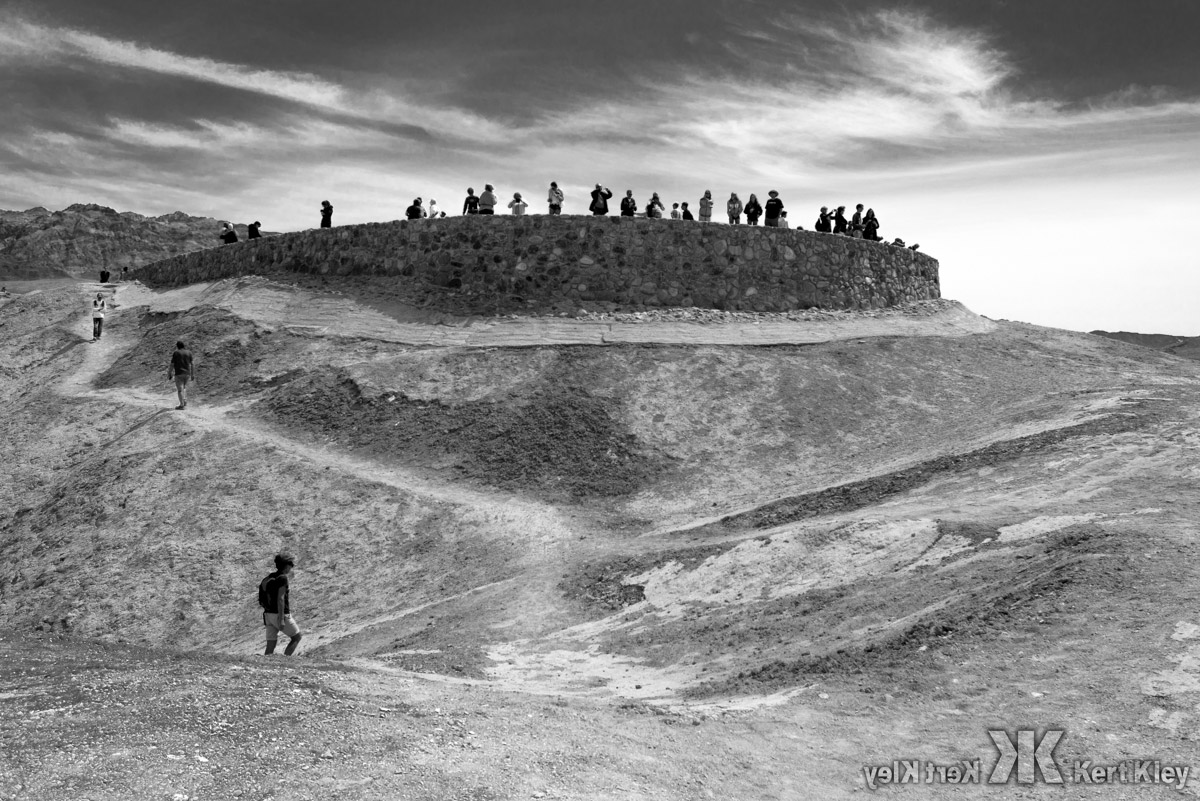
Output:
[133, 214, 940, 315]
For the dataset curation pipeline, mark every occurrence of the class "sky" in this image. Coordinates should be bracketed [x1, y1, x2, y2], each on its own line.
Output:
[2, 0, 1198, 334]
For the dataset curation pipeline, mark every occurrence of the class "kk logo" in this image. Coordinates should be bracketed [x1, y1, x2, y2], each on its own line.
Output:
[988, 729, 1064, 784]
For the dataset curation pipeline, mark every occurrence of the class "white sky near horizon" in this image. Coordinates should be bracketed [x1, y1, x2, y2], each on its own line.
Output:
[2, 1, 1198, 334]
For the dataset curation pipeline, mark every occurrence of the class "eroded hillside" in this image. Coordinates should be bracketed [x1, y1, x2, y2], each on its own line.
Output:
[3, 278, 1200, 799]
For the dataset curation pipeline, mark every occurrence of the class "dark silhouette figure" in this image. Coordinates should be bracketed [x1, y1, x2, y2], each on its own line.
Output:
[219, 223, 238, 244]
[463, 188, 480, 215]
[619, 190, 637, 217]
[744, 194, 762, 225]
[169, 340, 194, 410]
[851, 204, 865, 238]
[764, 191, 784, 227]
[405, 198, 424, 220]
[833, 207, 848, 234]
[247, 221, 262, 239]
[815, 207, 833, 233]
[320, 201, 333, 228]
[589, 184, 613, 215]
[681, 202, 694, 221]
[863, 208, 881, 241]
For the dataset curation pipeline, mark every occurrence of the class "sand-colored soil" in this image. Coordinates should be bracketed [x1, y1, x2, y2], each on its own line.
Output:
[3, 278, 1200, 799]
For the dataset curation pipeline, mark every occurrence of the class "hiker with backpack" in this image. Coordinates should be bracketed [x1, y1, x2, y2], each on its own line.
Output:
[259, 554, 303, 656]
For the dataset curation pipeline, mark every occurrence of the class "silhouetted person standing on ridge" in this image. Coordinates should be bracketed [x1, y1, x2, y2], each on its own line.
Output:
[259, 554, 303, 656]
[744, 194, 762, 225]
[168, 340, 195, 410]
[478, 184, 497, 215]
[727, 193, 742, 224]
[619, 190, 637, 217]
[247, 221, 262, 239]
[698, 190, 713, 223]
[508, 192, 527, 215]
[851, 204, 865, 237]
[589, 184, 613, 216]
[90, 293, 106, 341]
[833, 207, 848, 235]
[319, 200, 333, 228]
[863, 208, 881, 241]
[815, 207, 833, 233]
[547, 182, 564, 215]
[463, 188, 480, 215]
[764, 190, 784, 227]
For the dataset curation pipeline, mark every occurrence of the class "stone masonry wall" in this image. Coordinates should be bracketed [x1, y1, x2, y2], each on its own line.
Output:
[133, 215, 940, 313]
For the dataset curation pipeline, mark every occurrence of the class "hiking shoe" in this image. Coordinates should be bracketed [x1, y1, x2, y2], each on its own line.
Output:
[175, 405, 185, 410]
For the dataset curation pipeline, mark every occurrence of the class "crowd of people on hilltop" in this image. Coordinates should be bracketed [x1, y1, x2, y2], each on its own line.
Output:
[220, 183, 920, 250]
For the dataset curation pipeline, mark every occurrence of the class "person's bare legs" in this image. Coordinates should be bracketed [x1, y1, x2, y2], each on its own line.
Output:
[175, 376, 188, 409]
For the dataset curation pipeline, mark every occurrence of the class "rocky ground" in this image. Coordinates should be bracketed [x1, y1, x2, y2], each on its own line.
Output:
[2, 278, 1200, 799]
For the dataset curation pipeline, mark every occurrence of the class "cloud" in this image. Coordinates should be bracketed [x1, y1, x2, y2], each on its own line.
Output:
[0, 18, 506, 142]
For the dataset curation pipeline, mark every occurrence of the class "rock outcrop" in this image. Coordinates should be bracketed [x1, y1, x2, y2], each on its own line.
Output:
[0, 204, 265, 279]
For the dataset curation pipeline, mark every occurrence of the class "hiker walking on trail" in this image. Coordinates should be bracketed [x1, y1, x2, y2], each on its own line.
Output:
[260, 554, 303, 656]
[168, 340, 195, 410]
[90, 293, 106, 341]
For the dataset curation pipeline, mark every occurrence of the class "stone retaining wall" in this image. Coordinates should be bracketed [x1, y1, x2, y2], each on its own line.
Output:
[134, 215, 939, 313]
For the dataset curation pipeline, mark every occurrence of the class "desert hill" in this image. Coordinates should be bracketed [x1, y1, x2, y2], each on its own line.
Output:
[1092, 329, 1200, 362]
[3, 276, 1200, 798]
[0, 204, 268, 280]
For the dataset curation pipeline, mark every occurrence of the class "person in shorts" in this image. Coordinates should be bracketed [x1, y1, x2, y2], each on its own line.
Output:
[168, 340, 195, 410]
[260, 554, 303, 656]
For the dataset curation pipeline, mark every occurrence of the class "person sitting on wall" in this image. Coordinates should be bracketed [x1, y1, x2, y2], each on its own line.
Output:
[219, 223, 238, 244]
[428, 199, 444, 218]
[779, 210, 791, 229]
[619, 190, 637, 217]
[405, 198, 425, 220]
[247, 221, 262, 239]
[681, 202, 694, 221]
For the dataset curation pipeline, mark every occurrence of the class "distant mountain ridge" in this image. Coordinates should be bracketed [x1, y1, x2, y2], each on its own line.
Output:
[0, 203, 266, 279]
[1091, 330, 1200, 361]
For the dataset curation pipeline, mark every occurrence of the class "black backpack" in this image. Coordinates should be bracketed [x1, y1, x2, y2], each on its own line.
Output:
[258, 573, 275, 609]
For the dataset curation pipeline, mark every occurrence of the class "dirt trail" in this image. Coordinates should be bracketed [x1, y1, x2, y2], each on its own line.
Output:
[116, 276, 996, 347]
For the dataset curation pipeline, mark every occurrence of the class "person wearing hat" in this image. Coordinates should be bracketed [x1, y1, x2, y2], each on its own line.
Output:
[815, 206, 833, 233]
[764, 190, 784, 227]
[259, 554, 303, 656]
[508, 192, 528, 215]
[247, 221, 262, 239]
